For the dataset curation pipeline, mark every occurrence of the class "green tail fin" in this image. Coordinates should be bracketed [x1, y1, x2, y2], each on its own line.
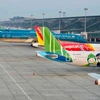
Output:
[41, 27, 72, 61]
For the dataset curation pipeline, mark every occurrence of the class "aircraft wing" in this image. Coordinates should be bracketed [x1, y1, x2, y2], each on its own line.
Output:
[88, 73, 100, 79]
[0, 38, 35, 43]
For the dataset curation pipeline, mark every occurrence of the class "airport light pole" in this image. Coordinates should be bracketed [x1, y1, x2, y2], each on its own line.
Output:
[84, 8, 88, 32]
[63, 12, 66, 17]
[59, 10, 62, 33]
[31, 15, 33, 29]
[42, 13, 45, 27]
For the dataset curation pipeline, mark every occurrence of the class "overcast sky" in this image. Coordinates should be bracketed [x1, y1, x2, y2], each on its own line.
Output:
[0, 0, 100, 19]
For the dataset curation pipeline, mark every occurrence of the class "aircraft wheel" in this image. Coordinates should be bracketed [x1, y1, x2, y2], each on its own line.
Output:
[31, 43, 33, 47]
[97, 62, 100, 67]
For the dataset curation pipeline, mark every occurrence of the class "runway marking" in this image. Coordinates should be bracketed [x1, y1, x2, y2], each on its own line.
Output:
[0, 64, 32, 100]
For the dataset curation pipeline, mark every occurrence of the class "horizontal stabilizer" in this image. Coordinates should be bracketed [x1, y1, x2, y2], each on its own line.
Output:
[36, 51, 73, 62]
[88, 73, 100, 79]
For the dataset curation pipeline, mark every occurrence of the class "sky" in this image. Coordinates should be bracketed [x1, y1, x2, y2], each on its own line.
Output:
[0, 0, 100, 19]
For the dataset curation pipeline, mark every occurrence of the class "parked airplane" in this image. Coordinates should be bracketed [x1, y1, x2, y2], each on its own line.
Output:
[88, 73, 100, 85]
[36, 27, 100, 67]
[58, 41, 94, 51]
[34, 26, 100, 51]
[0, 29, 37, 43]
[59, 41, 100, 51]
[51, 31, 87, 43]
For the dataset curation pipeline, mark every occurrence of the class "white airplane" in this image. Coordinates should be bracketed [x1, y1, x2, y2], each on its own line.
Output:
[36, 26, 100, 67]
[88, 73, 100, 85]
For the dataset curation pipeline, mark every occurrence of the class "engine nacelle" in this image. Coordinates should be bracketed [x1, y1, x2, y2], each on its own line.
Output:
[95, 79, 100, 85]
[31, 42, 39, 48]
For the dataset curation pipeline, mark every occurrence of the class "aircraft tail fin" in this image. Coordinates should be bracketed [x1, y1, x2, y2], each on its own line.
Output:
[40, 27, 72, 62]
[34, 26, 44, 46]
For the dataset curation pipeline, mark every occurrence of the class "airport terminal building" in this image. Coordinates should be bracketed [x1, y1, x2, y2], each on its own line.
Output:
[0, 15, 100, 42]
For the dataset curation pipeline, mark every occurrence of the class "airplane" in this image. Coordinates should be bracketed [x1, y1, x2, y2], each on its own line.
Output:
[34, 26, 99, 51]
[58, 41, 100, 51]
[36, 26, 100, 67]
[51, 31, 87, 43]
[88, 73, 100, 85]
[0, 29, 37, 44]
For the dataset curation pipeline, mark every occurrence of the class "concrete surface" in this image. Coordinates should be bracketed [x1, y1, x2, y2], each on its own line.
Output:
[0, 42, 100, 100]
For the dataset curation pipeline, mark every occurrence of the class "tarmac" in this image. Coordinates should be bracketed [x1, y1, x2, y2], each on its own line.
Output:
[0, 42, 100, 100]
